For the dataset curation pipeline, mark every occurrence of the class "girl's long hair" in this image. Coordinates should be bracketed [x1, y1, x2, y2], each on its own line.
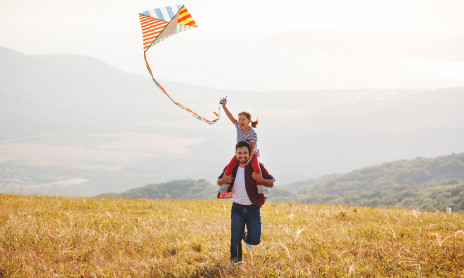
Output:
[238, 111, 259, 128]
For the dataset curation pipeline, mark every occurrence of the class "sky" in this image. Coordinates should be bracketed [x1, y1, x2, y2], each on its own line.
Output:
[1, 0, 464, 91]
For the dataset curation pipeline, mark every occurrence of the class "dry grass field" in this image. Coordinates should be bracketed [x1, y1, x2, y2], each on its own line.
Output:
[1, 194, 463, 277]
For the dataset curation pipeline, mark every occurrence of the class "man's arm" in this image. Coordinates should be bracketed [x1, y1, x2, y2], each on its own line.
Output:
[217, 174, 233, 186]
[252, 172, 274, 188]
[251, 163, 275, 187]
[217, 167, 233, 186]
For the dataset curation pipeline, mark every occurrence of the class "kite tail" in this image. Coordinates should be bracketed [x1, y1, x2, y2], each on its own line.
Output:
[143, 52, 221, 125]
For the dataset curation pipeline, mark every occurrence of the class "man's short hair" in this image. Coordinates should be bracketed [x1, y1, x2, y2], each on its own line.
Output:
[236, 141, 251, 153]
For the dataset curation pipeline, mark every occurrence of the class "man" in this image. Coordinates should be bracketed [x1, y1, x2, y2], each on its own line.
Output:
[217, 141, 275, 263]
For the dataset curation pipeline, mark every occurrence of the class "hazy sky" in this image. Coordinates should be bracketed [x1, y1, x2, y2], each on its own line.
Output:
[1, 0, 464, 90]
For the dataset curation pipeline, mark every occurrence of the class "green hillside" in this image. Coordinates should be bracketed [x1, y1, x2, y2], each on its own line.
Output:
[99, 153, 464, 211]
[99, 179, 217, 200]
[275, 153, 464, 210]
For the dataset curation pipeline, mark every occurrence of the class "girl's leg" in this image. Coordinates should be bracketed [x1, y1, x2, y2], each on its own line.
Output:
[250, 155, 260, 174]
[250, 155, 261, 186]
[225, 156, 239, 176]
[251, 156, 269, 194]
[218, 156, 238, 193]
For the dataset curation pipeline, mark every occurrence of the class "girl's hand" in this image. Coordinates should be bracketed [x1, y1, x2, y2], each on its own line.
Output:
[220, 97, 227, 106]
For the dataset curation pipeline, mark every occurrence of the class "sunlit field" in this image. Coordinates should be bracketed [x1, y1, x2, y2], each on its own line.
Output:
[1, 194, 463, 277]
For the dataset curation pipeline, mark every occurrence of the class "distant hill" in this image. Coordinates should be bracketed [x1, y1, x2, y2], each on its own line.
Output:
[98, 179, 217, 200]
[1, 46, 464, 196]
[98, 153, 464, 210]
[274, 153, 464, 210]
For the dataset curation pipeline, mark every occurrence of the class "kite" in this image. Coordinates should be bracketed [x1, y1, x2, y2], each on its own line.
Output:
[139, 5, 221, 125]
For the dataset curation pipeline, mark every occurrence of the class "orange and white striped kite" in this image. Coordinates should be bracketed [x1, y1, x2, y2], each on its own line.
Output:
[139, 5, 221, 125]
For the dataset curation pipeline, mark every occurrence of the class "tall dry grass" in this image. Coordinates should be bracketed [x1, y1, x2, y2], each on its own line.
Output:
[1, 194, 463, 277]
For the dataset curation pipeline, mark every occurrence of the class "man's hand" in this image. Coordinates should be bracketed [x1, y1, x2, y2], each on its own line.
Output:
[252, 171, 274, 188]
[219, 174, 233, 185]
[252, 171, 263, 183]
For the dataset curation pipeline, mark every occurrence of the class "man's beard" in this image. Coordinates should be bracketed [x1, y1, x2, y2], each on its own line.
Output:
[238, 157, 248, 164]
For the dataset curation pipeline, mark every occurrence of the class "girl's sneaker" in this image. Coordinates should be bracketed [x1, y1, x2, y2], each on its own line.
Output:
[218, 184, 230, 193]
[257, 185, 269, 195]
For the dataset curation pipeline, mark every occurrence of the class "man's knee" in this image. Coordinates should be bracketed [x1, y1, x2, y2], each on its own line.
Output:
[248, 237, 261, 245]
[245, 231, 261, 245]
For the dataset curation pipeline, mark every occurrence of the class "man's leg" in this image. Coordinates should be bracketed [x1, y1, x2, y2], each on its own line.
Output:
[243, 206, 262, 246]
[230, 203, 245, 262]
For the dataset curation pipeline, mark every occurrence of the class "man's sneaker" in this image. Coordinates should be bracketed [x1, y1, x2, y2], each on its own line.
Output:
[257, 185, 269, 194]
[217, 184, 230, 193]
[244, 242, 253, 253]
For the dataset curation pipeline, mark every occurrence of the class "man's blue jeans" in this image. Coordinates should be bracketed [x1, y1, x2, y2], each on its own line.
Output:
[230, 202, 262, 262]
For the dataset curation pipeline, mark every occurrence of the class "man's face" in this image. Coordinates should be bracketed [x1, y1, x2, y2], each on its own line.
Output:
[235, 146, 250, 165]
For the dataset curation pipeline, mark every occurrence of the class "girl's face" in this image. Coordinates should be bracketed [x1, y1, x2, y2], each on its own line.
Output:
[238, 114, 251, 128]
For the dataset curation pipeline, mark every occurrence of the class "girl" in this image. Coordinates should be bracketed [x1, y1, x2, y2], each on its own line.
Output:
[217, 98, 269, 195]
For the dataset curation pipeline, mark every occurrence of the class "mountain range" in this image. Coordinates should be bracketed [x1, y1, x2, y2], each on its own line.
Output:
[1, 46, 464, 196]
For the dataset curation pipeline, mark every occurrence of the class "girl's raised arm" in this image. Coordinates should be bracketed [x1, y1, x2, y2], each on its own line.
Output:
[221, 99, 236, 125]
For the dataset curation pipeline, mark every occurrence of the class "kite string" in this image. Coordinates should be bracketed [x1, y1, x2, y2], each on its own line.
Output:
[143, 51, 220, 124]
